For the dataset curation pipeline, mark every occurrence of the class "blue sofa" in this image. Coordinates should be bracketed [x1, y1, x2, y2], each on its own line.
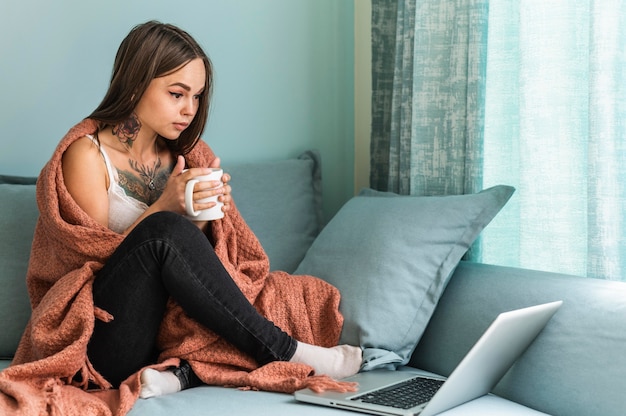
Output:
[1, 151, 625, 416]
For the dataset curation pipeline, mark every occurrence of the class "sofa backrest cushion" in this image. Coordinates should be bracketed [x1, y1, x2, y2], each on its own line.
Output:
[0, 178, 38, 359]
[227, 150, 322, 273]
[0, 151, 322, 359]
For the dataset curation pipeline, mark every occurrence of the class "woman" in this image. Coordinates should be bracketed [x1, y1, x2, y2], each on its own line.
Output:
[11, 21, 361, 405]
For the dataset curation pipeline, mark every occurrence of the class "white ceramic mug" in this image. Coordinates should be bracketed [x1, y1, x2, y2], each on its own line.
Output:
[184, 168, 224, 221]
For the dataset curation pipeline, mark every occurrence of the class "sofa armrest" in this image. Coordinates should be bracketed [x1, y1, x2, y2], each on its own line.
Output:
[411, 261, 626, 416]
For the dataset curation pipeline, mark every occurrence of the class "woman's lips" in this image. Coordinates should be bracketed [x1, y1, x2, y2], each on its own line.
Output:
[174, 122, 189, 131]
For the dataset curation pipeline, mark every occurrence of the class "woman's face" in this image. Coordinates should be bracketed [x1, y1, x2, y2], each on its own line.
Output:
[134, 58, 206, 141]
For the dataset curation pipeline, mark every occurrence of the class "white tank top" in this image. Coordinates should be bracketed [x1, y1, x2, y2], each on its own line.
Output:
[86, 135, 147, 233]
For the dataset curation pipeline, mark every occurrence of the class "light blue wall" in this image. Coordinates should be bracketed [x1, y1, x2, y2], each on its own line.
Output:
[0, 0, 354, 220]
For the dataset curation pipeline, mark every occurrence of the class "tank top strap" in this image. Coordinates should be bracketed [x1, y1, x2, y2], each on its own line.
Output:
[85, 134, 117, 187]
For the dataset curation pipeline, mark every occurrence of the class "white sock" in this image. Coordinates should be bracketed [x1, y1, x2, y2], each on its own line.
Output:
[139, 368, 182, 399]
[289, 342, 362, 380]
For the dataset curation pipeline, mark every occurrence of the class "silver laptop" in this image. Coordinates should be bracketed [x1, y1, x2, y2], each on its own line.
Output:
[295, 300, 562, 416]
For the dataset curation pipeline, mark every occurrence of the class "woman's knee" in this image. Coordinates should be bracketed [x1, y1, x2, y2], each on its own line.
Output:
[137, 211, 190, 232]
[136, 212, 213, 254]
[134, 212, 200, 239]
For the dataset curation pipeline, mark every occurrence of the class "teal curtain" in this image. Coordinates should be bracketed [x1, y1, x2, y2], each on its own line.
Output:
[371, 0, 626, 280]
[371, 0, 489, 196]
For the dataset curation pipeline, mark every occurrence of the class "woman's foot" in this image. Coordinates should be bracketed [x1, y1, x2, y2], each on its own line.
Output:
[139, 368, 181, 398]
[289, 343, 363, 380]
[139, 361, 201, 399]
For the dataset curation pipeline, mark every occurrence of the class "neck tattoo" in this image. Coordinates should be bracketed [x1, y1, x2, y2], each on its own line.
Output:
[112, 115, 141, 144]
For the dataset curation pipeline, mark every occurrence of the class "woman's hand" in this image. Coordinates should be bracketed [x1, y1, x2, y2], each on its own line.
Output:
[149, 156, 206, 214]
[209, 156, 232, 214]
[153, 155, 231, 216]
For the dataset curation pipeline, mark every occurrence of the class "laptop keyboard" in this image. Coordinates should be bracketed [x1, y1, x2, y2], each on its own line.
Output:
[350, 376, 445, 410]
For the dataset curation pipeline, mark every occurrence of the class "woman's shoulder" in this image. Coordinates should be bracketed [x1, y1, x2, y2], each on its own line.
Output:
[62, 135, 107, 179]
[63, 135, 102, 161]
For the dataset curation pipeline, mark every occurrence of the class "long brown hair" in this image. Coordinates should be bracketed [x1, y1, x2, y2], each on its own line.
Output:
[88, 21, 213, 155]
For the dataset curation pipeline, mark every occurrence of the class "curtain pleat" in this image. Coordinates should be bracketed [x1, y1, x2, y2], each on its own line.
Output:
[370, 0, 416, 194]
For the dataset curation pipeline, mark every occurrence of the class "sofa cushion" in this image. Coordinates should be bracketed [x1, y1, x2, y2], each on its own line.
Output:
[227, 150, 322, 273]
[0, 178, 38, 359]
[129, 384, 351, 415]
[295, 185, 514, 371]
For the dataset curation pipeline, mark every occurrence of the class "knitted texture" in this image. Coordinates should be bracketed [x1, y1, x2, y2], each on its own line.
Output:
[0, 119, 355, 415]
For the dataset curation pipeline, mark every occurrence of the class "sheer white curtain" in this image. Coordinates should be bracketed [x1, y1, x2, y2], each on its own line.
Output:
[482, 0, 626, 280]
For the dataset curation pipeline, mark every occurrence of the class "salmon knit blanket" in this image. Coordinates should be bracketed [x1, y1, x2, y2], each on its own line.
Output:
[0, 119, 355, 415]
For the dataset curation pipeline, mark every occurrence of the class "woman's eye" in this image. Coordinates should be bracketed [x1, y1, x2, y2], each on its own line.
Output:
[170, 92, 183, 99]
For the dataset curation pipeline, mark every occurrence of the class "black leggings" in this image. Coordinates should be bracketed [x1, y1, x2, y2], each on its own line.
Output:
[87, 212, 297, 387]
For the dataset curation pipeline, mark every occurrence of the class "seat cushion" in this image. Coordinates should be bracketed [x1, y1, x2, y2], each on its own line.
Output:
[127, 376, 547, 416]
[128, 385, 353, 416]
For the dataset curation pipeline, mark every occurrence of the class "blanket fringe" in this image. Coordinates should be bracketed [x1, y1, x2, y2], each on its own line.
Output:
[69, 360, 112, 391]
[44, 378, 63, 416]
[94, 306, 114, 323]
[86, 360, 112, 390]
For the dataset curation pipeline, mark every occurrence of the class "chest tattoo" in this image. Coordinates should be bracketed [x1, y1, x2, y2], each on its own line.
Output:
[117, 163, 172, 206]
